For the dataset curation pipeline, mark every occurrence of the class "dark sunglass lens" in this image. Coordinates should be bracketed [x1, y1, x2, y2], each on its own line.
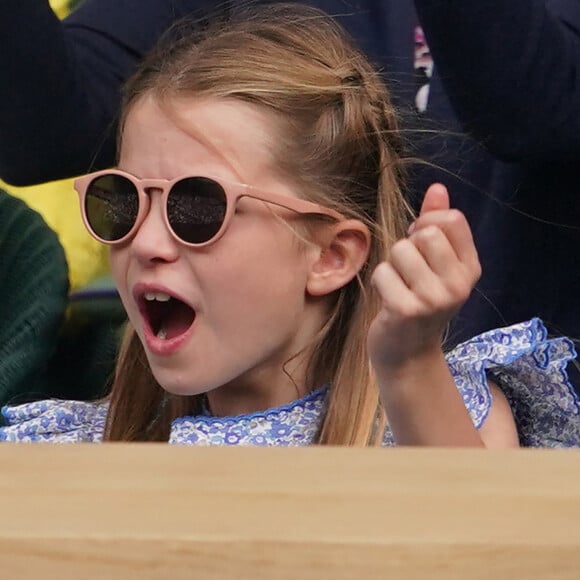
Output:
[168, 177, 227, 244]
[85, 175, 139, 241]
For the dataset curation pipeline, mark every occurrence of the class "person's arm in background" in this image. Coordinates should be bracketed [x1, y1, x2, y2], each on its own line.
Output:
[0, 0, 223, 186]
[414, 0, 580, 162]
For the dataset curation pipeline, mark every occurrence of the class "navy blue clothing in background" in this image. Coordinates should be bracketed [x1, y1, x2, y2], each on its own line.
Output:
[0, 0, 578, 359]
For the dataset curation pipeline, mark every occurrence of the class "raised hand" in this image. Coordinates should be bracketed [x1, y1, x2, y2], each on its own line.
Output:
[367, 183, 481, 371]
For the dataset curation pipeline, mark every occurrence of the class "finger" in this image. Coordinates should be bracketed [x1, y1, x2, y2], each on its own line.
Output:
[388, 238, 442, 297]
[410, 209, 479, 267]
[419, 183, 450, 215]
[410, 225, 479, 294]
[410, 225, 457, 275]
[371, 261, 423, 316]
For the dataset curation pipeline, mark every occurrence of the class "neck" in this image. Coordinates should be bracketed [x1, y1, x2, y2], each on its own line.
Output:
[205, 357, 312, 417]
[205, 298, 332, 417]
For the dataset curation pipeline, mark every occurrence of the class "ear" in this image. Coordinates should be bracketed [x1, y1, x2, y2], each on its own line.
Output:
[306, 220, 371, 297]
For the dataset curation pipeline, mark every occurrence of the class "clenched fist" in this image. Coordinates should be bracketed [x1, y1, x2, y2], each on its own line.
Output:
[368, 183, 481, 371]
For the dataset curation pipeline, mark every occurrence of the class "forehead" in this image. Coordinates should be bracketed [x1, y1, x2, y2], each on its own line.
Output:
[119, 95, 280, 182]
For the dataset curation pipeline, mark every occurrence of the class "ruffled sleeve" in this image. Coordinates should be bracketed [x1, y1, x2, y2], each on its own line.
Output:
[0, 399, 108, 443]
[446, 318, 580, 447]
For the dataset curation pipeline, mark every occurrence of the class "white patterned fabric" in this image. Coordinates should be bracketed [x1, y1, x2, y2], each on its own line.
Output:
[444, 318, 579, 447]
[170, 387, 326, 446]
[1, 319, 578, 447]
[0, 399, 108, 443]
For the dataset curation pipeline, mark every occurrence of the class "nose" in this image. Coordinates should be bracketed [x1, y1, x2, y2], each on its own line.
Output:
[129, 191, 179, 265]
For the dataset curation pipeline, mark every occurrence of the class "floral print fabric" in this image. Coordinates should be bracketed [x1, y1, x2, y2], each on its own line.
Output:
[1, 319, 578, 447]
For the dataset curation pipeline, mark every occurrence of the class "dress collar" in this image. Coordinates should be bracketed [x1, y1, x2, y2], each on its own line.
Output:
[169, 385, 329, 446]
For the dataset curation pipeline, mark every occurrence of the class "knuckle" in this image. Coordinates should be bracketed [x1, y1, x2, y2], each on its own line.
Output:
[413, 225, 441, 247]
[446, 209, 467, 226]
[389, 238, 412, 261]
[445, 276, 473, 301]
[371, 262, 391, 287]
[421, 287, 450, 310]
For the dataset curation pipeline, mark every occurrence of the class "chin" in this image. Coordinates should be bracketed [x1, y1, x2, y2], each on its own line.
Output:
[152, 371, 207, 397]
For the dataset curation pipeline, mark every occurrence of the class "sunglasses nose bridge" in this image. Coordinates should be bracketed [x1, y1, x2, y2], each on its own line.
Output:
[131, 181, 166, 237]
[137, 178, 169, 197]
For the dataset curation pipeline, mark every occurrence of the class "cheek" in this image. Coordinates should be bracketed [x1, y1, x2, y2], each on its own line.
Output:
[205, 231, 309, 304]
[108, 249, 131, 302]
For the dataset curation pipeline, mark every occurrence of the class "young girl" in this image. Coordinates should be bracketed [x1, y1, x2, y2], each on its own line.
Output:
[1, 4, 578, 447]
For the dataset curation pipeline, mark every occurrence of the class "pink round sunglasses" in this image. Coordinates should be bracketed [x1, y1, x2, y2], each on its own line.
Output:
[74, 169, 344, 247]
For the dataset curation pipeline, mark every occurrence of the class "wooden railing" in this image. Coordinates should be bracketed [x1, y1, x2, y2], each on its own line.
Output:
[1, 445, 579, 578]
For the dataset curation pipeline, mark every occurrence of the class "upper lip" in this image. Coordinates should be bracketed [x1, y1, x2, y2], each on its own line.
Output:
[132, 281, 196, 311]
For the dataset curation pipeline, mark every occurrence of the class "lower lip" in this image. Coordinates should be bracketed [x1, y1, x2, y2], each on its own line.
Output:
[142, 321, 195, 356]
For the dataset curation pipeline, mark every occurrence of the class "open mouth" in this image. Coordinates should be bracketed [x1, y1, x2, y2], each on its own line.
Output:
[141, 291, 196, 340]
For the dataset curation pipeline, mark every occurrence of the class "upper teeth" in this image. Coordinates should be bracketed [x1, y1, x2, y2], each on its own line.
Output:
[144, 292, 171, 302]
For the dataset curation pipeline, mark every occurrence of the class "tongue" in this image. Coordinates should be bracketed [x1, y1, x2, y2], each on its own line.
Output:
[154, 299, 195, 340]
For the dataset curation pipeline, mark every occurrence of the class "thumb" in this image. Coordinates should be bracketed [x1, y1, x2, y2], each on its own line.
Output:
[420, 183, 450, 215]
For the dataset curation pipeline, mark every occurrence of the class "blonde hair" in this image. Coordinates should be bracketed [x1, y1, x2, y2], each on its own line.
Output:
[105, 3, 413, 444]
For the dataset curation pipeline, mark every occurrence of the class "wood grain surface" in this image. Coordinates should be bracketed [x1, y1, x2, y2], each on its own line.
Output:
[1, 444, 579, 578]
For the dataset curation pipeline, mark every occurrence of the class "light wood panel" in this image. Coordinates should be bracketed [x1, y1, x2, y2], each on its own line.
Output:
[1, 444, 579, 578]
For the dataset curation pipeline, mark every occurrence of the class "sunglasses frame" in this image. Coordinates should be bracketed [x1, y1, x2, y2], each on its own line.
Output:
[74, 169, 344, 247]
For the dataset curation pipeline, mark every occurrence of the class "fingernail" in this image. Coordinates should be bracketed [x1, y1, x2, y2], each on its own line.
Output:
[408, 221, 416, 235]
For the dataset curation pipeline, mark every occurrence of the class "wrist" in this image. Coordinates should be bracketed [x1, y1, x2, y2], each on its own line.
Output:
[372, 345, 446, 380]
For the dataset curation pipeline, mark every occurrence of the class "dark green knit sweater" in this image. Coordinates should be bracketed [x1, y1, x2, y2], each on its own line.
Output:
[0, 189, 69, 406]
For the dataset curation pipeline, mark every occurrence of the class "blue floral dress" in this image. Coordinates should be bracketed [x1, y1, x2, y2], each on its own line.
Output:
[1, 319, 579, 447]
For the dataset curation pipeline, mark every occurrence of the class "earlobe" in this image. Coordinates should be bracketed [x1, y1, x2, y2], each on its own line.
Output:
[306, 220, 371, 297]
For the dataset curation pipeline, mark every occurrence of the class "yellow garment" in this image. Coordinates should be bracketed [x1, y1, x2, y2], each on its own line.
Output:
[1, 180, 109, 290]
[50, 0, 71, 19]
[1, 0, 109, 291]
